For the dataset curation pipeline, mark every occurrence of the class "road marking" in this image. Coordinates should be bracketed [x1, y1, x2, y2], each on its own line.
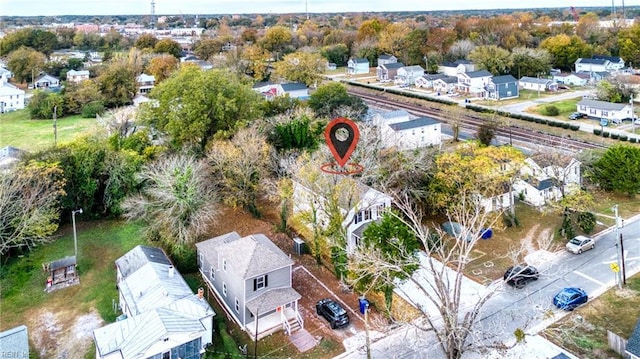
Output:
[574, 270, 606, 286]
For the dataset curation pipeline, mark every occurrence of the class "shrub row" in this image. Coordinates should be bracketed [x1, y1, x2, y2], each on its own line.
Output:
[345, 81, 458, 106]
[592, 128, 633, 142]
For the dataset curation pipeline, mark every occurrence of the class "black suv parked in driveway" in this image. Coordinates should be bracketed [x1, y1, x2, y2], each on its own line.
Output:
[316, 298, 350, 329]
[503, 265, 540, 288]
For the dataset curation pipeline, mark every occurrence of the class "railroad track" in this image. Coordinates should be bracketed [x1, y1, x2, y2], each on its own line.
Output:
[348, 88, 607, 153]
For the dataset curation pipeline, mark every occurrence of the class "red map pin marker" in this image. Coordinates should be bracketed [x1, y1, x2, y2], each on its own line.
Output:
[324, 117, 360, 167]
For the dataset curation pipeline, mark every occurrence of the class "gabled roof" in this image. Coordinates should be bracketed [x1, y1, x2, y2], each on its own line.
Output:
[491, 74, 517, 84]
[400, 65, 425, 73]
[35, 73, 59, 82]
[576, 58, 608, 65]
[196, 233, 293, 279]
[378, 54, 396, 60]
[252, 81, 276, 89]
[462, 70, 493, 78]
[381, 62, 405, 70]
[379, 109, 410, 120]
[435, 76, 459, 84]
[50, 256, 76, 271]
[67, 70, 89, 76]
[626, 318, 640, 356]
[422, 73, 446, 81]
[350, 58, 369, 64]
[280, 82, 307, 91]
[530, 178, 555, 191]
[577, 99, 628, 111]
[388, 116, 439, 131]
[592, 54, 623, 63]
[440, 61, 462, 68]
[454, 59, 471, 65]
[519, 76, 552, 84]
[136, 73, 155, 83]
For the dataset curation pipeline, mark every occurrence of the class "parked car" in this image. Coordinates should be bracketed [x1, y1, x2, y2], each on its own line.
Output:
[566, 235, 595, 254]
[503, 265, 539, 288]
[316, 298, 350, 329]
[568, 112, 584, 120]
[553, 287, 588, 311]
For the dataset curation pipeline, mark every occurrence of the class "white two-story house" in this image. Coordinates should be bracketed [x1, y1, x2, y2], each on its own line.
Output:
[513, 157, 582, 207]
[457, 70, 492, 97]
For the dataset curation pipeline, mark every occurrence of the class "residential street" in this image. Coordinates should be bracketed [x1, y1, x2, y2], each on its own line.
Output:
[336, 215, 640, 359]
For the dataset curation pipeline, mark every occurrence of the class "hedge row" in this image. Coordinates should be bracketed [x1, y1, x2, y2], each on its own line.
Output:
[593, 128, 633, 142]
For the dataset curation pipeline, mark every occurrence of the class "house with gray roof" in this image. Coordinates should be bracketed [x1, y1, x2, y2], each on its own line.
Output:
[66, 69, 90, 84]
[626, 318, 640, 359]
[93, 245, 214, 359]
[395, 65, 425, 86]
[382, 116, 441, 149]
[438, 60, 475, 76]
[279, 82, 309, 99]
[519, 76, 559, 92]
[513, 157, 582, 207]
[376, 62, 405, 82]
[0, 325, 29, 359]
[433, 76, 459, 95]
[196, 232, 302, 340]
[592, 55, 625, 70]
[347, 58, 370, 75]
[576, 99, 635, 124]
[552, 72, 590, 86]
[457, 70, 493, 97]
[33, 73, 60, 89]
[575, 58, 611, 73]
[377, 54, 397, 66]
[415, 73, 446, 88]
[486, 74, 519, 100]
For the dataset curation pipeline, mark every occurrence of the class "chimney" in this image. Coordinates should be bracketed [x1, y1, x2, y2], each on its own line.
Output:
[197, 287, 204, 299]
[168, 265, 174, 278]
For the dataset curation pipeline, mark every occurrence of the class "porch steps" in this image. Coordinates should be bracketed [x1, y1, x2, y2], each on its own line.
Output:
[289, 329, 318, 353]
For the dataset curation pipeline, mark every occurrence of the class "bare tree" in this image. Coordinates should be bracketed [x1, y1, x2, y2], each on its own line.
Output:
[0, 162, 65, 257]
[96, 106, 137, 138]
[349, 192, 513, 359]
[122, 154, 217, 248]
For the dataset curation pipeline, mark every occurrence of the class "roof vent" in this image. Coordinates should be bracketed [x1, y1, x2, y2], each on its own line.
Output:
[168, 265, 175, 278]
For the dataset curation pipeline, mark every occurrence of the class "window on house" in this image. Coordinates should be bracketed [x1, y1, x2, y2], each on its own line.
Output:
[235, 297, 240, 313]
[223, 283, 227, 297]
[209, 266, 215, 281]
[364, 209, 371, 221]
[354, 212, 363, 224]
[421, 128, 424, 133]
[602, 111, 608, 116]
[253, 275, 268, 291]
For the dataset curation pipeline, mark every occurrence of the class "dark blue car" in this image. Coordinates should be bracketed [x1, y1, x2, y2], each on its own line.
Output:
[553, 287, 588, 311]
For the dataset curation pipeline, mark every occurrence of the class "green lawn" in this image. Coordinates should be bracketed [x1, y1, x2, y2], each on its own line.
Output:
[529, 97, 582, 117]
[0, 109, 100, 152]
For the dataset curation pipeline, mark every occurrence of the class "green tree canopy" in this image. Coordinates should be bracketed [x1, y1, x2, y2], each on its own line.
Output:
[0, 28, 58, 56]
[468, 45, 513, 75]
[320, 44, 350, 67]
[96, 59, 136, 108]
[134, 33, 158, 50]
[154, 38, 182, 58]
[540, 34, 592, 71]
[272, 51, 326, 87]
[591, 145, 640, 196]
[140, 65, 263, 152]
[6, 46, 46, 83]
[308, 82, 368, 120]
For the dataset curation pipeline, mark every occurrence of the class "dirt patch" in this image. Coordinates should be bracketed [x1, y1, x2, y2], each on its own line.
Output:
[28, 309, 102, 359]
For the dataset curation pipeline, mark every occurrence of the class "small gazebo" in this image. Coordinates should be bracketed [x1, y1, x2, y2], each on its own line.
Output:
[45, 255, 79, 292]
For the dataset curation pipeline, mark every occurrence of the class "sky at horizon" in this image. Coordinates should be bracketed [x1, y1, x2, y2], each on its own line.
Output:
[2, 0, 640, 17]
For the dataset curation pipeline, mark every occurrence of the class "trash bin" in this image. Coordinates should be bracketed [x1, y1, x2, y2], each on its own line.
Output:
[358, 297, 369, 314]
[481, 228, 493, 240]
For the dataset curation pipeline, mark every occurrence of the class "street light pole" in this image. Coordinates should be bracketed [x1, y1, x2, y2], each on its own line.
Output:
[614, 205, 623, 289]
[631, 94, 635, 134]
[72, 208, 83, 259]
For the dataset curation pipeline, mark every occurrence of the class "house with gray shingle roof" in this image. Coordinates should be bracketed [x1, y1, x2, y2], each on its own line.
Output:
[519, 76, 559, 92]
[0, 325, 29, 359]
[377, 62, 405, 82]
[513, 157, 582, 207]
[196, 232, 302, 340]
[383, 116, 441, 149]
[347, 58, 370, 75]
[457, 70, 493, 96]
[395, 65, 425, 86]
[626, 318, 640, 359]
[486, 74, 519, 100]
[92, 245, 215, 359]
[577, 99, 635, 124]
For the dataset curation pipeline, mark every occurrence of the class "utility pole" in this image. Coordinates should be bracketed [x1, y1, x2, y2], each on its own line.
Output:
[614, 205, 623, 289]
[631, 94, 635, 134]
[365, 301, 371, 359]
[621, 233, 627, 285]
[53, 105, 58, 147]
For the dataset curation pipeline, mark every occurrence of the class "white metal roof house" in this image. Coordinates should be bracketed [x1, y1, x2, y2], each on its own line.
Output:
[457, 70, 492, 97]
[438, 60, 474, 77]
[92, 245, 214, 359]
[34, 73, 60, 88]
[371, 109, 411, 126]
[136, 74, 155, 95]
[280, 82, 309, 99]
[377, 54, 397, 66]
[513, 157, 581, 207]
[519, 76, 558, 92]
[0, 325, 29, 359]
[347, 58, 370, 75]
[577, 99, 635, 123]
[575, 58, 611, 73]
[292, 180, 393, 254]
[0, 75, 25, 113]
[66, 69, 90, 84]
[395, 65, 425, 86]
[196, 232, 302, 340]
[381, 116, 441, 150]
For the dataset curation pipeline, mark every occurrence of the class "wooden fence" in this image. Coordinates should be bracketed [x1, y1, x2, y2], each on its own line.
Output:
[608, 330, 627, 356]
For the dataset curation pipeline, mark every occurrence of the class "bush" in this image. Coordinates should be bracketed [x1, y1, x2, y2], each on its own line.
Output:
[603, 132, 610, 138]
[541, 105, 559, 116]
[594, 129, 602, 135]
[619, 135, 628, 141]
[578, 212, 596, 234]
[631, 137, 638, 143]
[570, 125, 580, 131]
[611, 133, 619, 139]
[562, 123, 570, 129]
[82, 100, 105, 118]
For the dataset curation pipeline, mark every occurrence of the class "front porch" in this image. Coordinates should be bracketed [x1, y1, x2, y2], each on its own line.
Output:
[245, 287, 303, 341]
[244, 306, 302, 340]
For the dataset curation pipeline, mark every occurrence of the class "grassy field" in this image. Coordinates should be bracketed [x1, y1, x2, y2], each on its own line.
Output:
[0, 109, 100, 152]
[543, 274, 640, 359]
